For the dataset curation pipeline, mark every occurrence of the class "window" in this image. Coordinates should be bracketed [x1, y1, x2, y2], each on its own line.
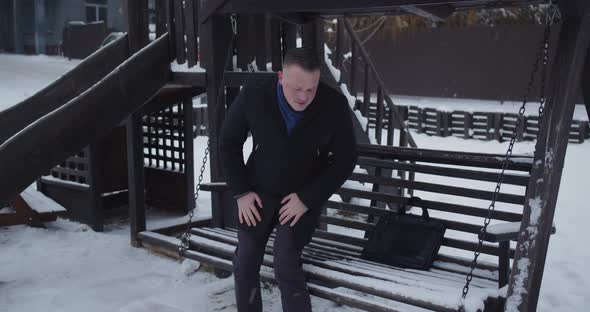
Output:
[86, 0, 108, 24]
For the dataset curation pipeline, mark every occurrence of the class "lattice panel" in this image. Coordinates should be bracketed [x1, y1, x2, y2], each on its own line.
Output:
[143, 102, 188, 172]
[49, 148, 90, 185]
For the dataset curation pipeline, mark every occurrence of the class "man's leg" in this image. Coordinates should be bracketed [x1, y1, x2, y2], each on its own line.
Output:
[273, 209, 321, 312]
[232, 193, 279, 312]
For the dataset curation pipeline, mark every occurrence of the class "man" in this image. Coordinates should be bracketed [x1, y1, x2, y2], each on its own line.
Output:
[219, 47, 358, 312]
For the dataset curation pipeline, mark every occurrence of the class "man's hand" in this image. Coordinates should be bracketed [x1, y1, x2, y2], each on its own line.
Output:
[279, 193, 309, 227]
[237, 192, 263, 226]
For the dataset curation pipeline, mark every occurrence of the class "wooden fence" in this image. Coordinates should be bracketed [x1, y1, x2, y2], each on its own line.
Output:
[403, 106, 590, 143]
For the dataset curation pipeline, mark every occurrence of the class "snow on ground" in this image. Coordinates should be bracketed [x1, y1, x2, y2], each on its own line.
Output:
[0, 54, 81, 112]
[1, 54, 588, 311]
[389, 94, 589, 121]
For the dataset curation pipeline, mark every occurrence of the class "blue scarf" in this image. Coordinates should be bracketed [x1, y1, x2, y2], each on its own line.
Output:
[277, 82, 304, 135]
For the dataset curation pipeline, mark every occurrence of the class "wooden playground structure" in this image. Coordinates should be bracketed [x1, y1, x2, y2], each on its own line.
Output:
[0, 0, 588, 311]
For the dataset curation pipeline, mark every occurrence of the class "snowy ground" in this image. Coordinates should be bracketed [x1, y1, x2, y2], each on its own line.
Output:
[1, 54, 589, 311]
[0, 54, 81, 112]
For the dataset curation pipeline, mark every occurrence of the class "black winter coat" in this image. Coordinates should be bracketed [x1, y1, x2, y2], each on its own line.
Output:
[219, 75, 358, 211]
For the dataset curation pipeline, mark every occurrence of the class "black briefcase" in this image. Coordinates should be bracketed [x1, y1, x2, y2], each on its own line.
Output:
[361, 200, 446, 270]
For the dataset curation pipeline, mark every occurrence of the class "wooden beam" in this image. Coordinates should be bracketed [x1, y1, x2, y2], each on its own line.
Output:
[124, 0, 149, 53]
[124, 0, 150, 247]
[401, 5, 454, 22]
[207, 0, 541, 17]
[269, 15, 282, 71]
[183, 98, 196, 214]
[506, 3, 590, 311]
[184, 0, 198, 67]
[202, 15, 233, 228]
[170, 71, 208, 87]
[583, 41, 590, 121]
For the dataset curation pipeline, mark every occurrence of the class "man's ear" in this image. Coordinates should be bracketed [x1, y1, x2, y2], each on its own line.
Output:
[277, 71, 283, 84]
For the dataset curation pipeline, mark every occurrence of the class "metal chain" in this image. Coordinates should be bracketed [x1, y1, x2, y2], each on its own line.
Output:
[461, 1, 557, 300]
[178, 140, 210, 256]
[178, 13, 239, 258]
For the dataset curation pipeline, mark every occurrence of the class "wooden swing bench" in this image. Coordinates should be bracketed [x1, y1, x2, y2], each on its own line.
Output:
[139, 143, 556, 312]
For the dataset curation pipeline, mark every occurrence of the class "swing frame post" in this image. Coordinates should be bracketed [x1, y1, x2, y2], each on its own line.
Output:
[202, 14, 233, 229]
[506, 2, 590, 311]
[124, 0, 150, 247]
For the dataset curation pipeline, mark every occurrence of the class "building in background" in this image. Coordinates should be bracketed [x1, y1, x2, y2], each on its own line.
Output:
[0, 0, 124, 55]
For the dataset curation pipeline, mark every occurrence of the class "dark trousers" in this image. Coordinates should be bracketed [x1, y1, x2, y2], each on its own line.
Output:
[232, 192, 321, 312]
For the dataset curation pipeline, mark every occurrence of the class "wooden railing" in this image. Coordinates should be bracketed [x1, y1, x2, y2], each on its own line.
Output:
[331, 18, 417, 148]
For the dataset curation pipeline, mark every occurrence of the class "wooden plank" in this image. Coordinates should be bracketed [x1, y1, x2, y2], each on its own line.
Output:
[584, 44, 590, 121]
[349, 41, 358, 97]
[349, 172, 525, 205]
[269, 16, 282, 71]
[507, 3, 590, 311]
[335, 18, 344, 72]
[184, 230, 459, 312]
[376, 87, 383, 144]
[87, 142, 105, 231]
[184, 0, 198, 67]
[155, 0, 167, 38]
[410, 197, 522, 222]
[0, 34, 129, 146]
[183, 98, 196, 213]
[443, 237, 514, 258]
[202, 15, 233, 228]
[139, 231, 407, 312]
[211, 0, 544, 16]
[356, 156, 530, 186]
[174, 0, 186, 64]
[357, 144, 533, 171]
[124, 0, 149, 53]
[219, 226, 500, 285]
[166, 0, 177, 59]
[281, 22, 297, 56]
[236, 14, 253, 70]
[254, 14, 268, 70]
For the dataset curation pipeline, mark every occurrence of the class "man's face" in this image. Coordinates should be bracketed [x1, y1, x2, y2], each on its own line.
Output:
[278, 64, 321, 112]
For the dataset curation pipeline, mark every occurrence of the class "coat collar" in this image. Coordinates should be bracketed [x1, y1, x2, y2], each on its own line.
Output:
[264, 75, 324, 139]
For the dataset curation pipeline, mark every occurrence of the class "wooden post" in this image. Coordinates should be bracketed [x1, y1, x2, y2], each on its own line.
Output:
[183, 98, 195, 213]
[506, 3, 590, 311]
[87, 143, 104, 232]
[494, 112, 503, 142]
[202, 14, 233, 228]
[254, 14, 268, 71]
[335, 18, 344, 69]
[350, 42, 357, 98]
[376, 87, 383, 144]
[173, 0, 186, 64]
[583, 40, 590, 121]
[184, 0, 198, 67]
[123, 0, 149, 247]
[155, 0, 167, 38]
[580, 121, 589, 143]
[362, 63, 370, 114]
[498, 241, 510, 288]
[464, 112, 472, 139]
[387, 106, 395, 146]
[516, 115, 526, 142]
[269, 16, 282, 71]
[281, 22, 297, 57]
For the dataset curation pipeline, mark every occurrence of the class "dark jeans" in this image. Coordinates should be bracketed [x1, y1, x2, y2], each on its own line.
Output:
[232, 192, 321, 312]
